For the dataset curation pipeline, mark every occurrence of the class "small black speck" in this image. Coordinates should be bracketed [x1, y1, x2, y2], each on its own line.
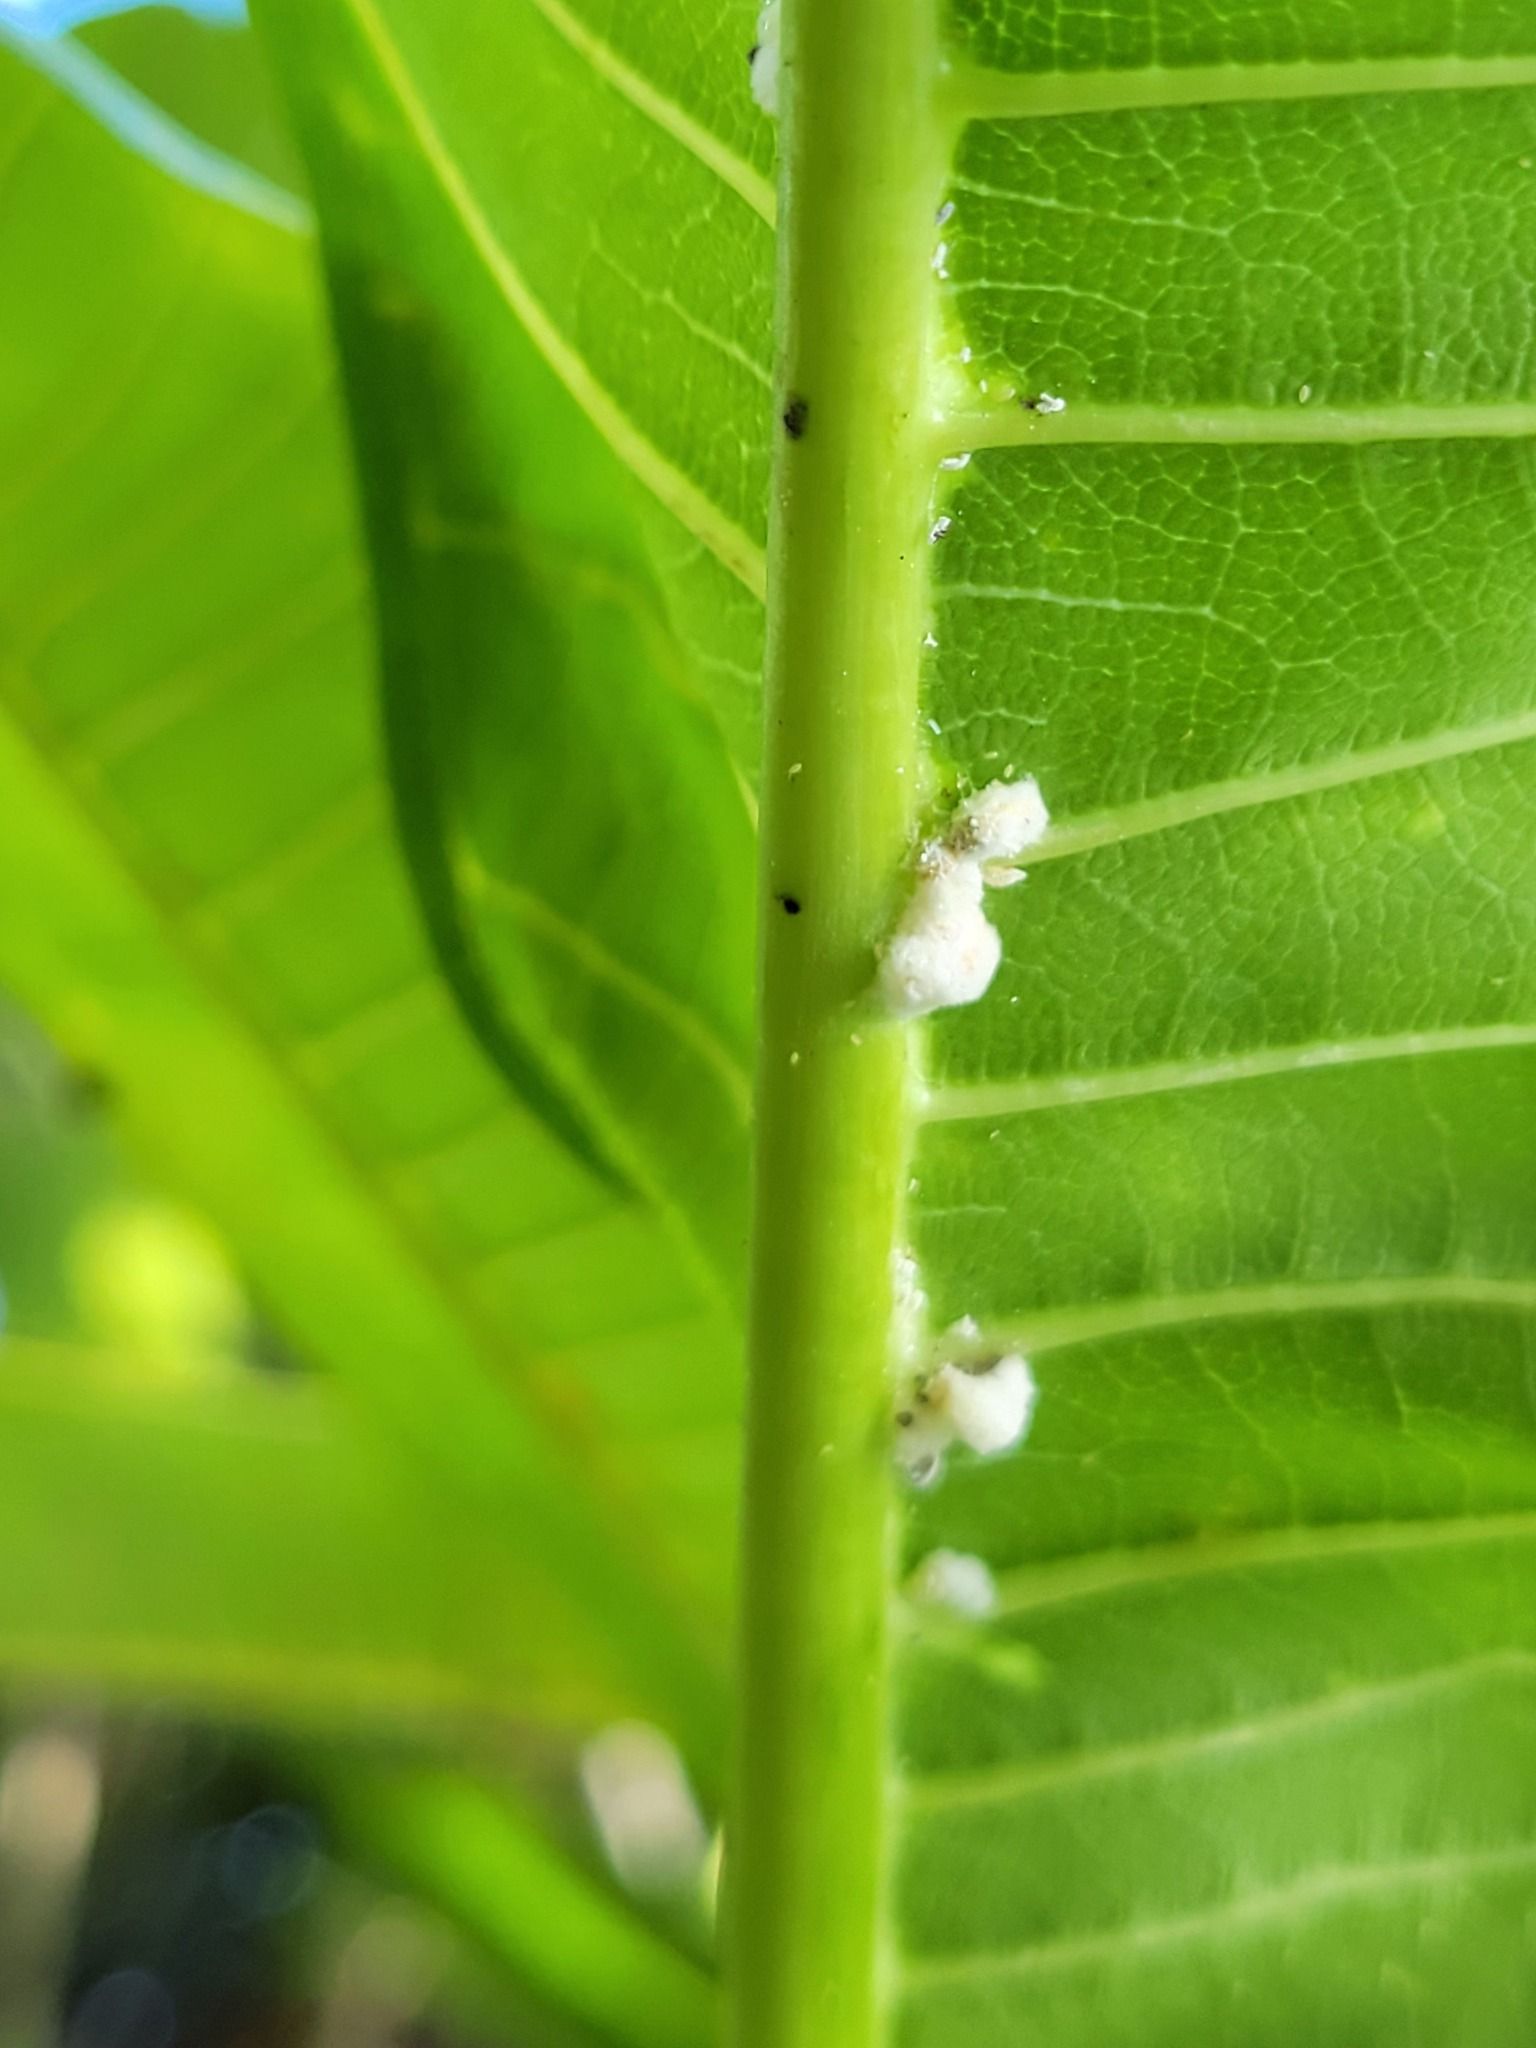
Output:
[896, 1411, 914, 1429]
[777, 893, 802, 915]
[782, 395, 809, 439]
[747, 41, 760, 61]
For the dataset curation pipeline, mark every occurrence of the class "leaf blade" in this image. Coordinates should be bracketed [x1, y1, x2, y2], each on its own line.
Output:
[0, 38, 732, 1757]
[0, 1344, 582, 1733]
[892, 33, 1536, 2047]
[251, 0, 762, 1297]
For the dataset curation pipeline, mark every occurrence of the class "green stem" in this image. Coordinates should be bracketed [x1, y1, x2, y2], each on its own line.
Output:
[730, 2, 943, 2043]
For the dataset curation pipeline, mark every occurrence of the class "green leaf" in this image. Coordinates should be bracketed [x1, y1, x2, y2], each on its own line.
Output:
[20, 0, 1536, 2040]
[0, 41, 732, 1760]
[0, 1027, 131, 1340]
[75, 4, 305, 194]
[942, 90, 1536, 414]
[890, 22, 1536, 2039]
[251, 0, 764, 1296]
[946, 0, 1536, 78]
[0, 1341, 572, 1732]
[241, 3, 1536, 2042]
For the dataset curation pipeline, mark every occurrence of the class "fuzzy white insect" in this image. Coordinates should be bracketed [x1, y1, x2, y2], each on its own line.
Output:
[749, 0, 780, 115]
[876, 776, 1049, 1018]
[878, 862, 1000, 1020]
[910, 1549, 998, 1619]
[895, 1352, 1038, 1485]
[950, 774, 1050, 879]
[941, 1354, 1036, 1455]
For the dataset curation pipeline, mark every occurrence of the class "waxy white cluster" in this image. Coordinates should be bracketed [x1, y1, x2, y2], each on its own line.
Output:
[896, 1349, 1037, 1486]
[910, 1548, 998, 1619]
[749, 0, 780, 115]
[878, 777, 1049, 1018]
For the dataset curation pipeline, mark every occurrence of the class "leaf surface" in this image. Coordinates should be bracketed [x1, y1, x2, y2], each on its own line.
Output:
[0, 41, 734, 1757]
[0, 1343, 577, 1732]
[252, 0, 768, 1297]
[40, 0, 1536, 2041]
[896, 10, 1536, 2044]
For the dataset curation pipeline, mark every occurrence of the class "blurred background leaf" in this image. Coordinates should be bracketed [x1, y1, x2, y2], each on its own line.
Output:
[0, 10, 732, 2043]
[0, 17, 736, 1761]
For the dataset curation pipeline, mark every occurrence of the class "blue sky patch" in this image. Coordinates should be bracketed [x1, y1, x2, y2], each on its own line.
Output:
[0, 0, 244, 37]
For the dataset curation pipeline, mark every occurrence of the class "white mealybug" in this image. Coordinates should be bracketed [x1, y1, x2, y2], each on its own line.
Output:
[911, 1548, 998, 1619]
[950, 774, 1050, 878]
[876, 775, 1049, 1018]
[878, 861, 1000, 1020]
[940, 1354, 1036, 1455]
[749, 0, 780, 115]
[895, 1352, 1038, 1485]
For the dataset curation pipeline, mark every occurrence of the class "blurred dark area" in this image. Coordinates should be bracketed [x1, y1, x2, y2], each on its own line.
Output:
[0, 997, 459, 2048]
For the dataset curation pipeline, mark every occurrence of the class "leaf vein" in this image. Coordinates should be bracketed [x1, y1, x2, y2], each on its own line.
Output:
[901, 1650, 1536, 1812]
[921, 1022, 1536, 1121]
[979, 1273, 1536, 1358]
[900, 1840, 1536, 1987]
[985, 1504, 1536, 1622]
[938, 52, 1536, 125]
[461, 861, 753, 1119]
[1006, 708, 1536, 865]
[932, 400, 1536, 454]
[519, 0, 775, 224]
